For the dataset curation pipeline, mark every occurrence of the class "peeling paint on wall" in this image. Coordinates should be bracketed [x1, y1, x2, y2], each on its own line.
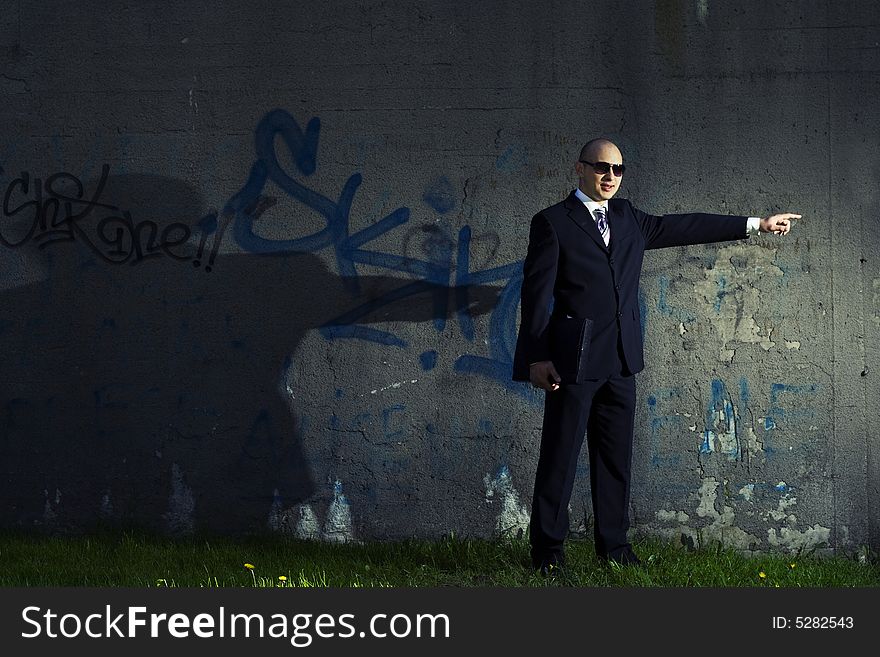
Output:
[323, 479, 354, 543]
[693, 244, 783, 361]
[743, 426, 763, 459]
[694, 478, 759, 549]
[656, 509, 690, 523]
[698, 378, 763, 462]
[767, 525, 831, 553]
[484, 465, 531, 538]
[653, 477, 760, 551]
[654, 478, 831, 553]
[274, 503, 322, 540]
[762, 490, 798, 523]
[696, 0, 709, 26]
[700, 384, 739, 460]
[295, 504, 321, 540]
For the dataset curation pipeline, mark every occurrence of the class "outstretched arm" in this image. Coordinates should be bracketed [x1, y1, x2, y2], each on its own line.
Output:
[631, 199, 799, 249]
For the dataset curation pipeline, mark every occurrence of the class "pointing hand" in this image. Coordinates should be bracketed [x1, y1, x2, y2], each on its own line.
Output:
[760, 213, 800, 235]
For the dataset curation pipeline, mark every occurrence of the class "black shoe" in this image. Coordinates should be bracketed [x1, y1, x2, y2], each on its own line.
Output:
[533, 553, 566, 577]
[539, 560, 565, 578]
[603, 548, 642, 567]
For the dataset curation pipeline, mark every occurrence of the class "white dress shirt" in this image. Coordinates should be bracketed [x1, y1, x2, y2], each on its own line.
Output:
[574, 187, 611, 244]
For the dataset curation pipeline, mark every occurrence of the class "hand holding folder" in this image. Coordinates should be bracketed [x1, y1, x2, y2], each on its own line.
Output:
[548, 316, 594, 384]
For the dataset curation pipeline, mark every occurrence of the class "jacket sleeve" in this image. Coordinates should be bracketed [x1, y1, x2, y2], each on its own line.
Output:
[517, 212, 559, 364]
[629, 200, 749, 250]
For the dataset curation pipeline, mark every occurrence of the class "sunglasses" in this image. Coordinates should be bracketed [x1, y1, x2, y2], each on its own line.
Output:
[579, 160, 626, 177]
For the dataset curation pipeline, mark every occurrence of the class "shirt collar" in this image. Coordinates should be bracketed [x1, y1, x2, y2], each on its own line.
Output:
[574, 187, 608, 213]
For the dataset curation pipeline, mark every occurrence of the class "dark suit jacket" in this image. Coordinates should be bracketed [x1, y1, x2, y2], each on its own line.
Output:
[512, 190, 749, 381]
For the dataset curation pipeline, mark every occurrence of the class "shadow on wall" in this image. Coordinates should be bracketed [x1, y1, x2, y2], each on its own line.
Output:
[0, 173, 500, 535]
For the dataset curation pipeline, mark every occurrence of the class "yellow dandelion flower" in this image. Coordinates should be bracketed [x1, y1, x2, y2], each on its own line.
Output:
[279, 575, 288, 581]
[244, 563, 255, 570]
[789, 563, 796, 569]
[758, 571, 766, 579]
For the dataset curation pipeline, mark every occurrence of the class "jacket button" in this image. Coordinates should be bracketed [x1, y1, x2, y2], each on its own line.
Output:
[609, 258, 615, 265]
[615, 284, 620, 290]
[616, 311, 622, 317]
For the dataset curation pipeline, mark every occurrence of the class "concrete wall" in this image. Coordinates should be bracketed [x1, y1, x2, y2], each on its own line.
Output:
[1, 0, 877, 555]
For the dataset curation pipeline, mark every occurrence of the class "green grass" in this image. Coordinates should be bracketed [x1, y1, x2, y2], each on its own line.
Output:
[1, 530, 877, 587]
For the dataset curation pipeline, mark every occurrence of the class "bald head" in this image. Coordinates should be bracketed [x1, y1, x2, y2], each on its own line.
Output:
[575, 138, 624, 202]
[578, 138, 622, 164]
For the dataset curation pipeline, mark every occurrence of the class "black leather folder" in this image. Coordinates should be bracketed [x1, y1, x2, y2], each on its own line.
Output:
[548, 316, 593, 384]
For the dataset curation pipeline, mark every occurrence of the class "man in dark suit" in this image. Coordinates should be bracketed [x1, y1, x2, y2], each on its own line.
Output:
[512, 138, 798, 574]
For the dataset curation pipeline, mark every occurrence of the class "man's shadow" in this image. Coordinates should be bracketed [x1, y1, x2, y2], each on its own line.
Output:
[0, 173, 500, 534]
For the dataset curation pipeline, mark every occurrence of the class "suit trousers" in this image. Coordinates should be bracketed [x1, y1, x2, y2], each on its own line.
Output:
[529, 334, 637, 565]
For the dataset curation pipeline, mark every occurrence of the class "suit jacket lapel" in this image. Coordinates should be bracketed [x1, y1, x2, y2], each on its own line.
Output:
[564, 191, 606, 250]
[564, 193, 632, 252]
[606, 198, 631, 252]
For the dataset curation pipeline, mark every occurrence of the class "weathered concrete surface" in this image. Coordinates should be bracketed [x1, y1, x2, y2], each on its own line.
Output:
[0, 0, 877, 555]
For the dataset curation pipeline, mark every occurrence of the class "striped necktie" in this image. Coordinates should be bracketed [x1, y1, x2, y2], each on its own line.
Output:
[594, 206, 609, 246]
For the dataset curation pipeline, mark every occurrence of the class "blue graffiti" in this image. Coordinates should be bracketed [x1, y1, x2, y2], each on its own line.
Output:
[227, 110, 512, 348]
[646, 388, 684, 467]
[382, 404, 406, 443]
[695, 378, 818, 461]
[765, 382, 820, 428]
[422, 176, 456, 214]
[220, 108, 539, 396]
[454, 266, 541, 401]
[420, 350, 438, 370]
[700, 378, 739, 459]
[739, 376, 750, 407]
[650, 376, 810, 466]
[329, 404, 409, 446]
[495, 144, 528, 173]
[656, 275, 696, 323]
[713, 275, 729, 313]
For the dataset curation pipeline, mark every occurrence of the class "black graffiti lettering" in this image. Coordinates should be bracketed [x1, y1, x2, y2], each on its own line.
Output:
[1, 164, 218, 270]
[205, 208, 235, 272]
[45, 165, 116, 222]
[160, 222, 192, 261]
[192, 211, 215, 267]
[131, 216, 162, 263]
[95, 213, 134, 263]
[1, 172, 39, 247]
